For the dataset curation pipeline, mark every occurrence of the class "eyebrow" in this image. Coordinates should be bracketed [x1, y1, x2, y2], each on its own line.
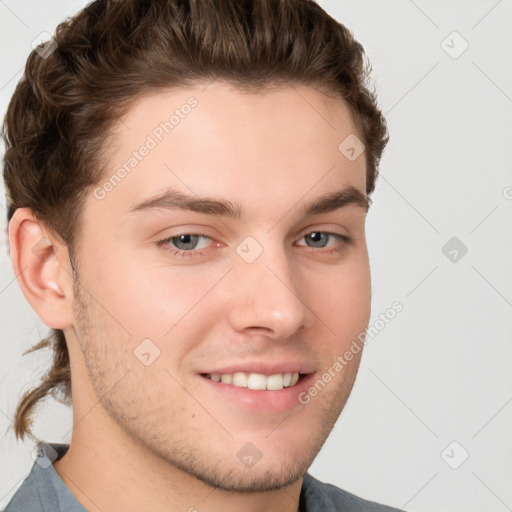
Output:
[127, 185, 370, 219]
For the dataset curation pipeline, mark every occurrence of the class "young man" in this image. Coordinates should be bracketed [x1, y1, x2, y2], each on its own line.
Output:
[3, 0, 399, 510]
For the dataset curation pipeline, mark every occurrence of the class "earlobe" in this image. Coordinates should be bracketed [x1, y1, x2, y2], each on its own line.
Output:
[8, 208, 74, 329]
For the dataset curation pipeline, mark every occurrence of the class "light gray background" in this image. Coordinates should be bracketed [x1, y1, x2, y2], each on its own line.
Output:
[1, 1, 511, 510]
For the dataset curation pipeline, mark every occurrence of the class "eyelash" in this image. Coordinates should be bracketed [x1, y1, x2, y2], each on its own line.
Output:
[156, 231, 351, 259]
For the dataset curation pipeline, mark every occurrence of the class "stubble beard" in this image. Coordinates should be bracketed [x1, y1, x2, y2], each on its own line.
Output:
[70, 273, 359, 493]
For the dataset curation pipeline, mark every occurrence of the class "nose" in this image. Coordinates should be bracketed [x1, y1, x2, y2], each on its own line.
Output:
[226, 241, 311, 340]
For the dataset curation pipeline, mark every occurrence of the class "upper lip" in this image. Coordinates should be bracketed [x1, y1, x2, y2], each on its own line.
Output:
[199, 361, 316, 376]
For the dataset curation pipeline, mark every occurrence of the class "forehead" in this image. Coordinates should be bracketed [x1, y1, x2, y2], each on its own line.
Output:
[94, 82, 366, 218]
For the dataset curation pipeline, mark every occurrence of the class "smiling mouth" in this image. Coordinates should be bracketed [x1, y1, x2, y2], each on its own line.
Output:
[201, 372, 303, 391]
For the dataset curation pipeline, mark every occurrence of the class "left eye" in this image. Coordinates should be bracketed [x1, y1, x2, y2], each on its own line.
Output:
[296, 231, 345, 249]
[164, 234, 212, 251]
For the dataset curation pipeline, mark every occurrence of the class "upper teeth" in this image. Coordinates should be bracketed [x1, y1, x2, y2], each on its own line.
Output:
[206, 372, 300, 390]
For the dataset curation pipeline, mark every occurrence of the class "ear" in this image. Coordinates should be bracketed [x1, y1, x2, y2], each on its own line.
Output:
[8, 208, 75, 329]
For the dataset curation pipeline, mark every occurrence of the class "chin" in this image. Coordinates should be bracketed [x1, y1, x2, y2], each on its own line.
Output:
[188, 460, 308, 493]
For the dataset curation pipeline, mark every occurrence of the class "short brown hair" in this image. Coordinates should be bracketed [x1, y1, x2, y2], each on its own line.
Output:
[2, 0, 388, 441]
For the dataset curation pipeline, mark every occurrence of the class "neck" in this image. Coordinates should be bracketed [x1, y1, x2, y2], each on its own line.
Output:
[53, 408, 302, 512]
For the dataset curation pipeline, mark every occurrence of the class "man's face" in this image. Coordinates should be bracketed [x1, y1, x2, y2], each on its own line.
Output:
[68, 82, 371, 491]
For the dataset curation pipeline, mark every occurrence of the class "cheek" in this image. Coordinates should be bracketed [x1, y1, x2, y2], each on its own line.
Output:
[84, 238, 215, 329]
[304, 258, 371, 343]
[83, 250, 226, 372]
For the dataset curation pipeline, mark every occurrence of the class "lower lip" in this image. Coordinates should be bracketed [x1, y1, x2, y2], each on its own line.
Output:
[198, 373, 316, 414]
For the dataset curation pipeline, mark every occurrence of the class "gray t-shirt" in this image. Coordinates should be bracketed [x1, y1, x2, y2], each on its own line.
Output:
[4, 443, 403, 511]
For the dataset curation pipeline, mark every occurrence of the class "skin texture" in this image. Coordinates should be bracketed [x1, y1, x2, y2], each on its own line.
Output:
[10, 82, 371, 512]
